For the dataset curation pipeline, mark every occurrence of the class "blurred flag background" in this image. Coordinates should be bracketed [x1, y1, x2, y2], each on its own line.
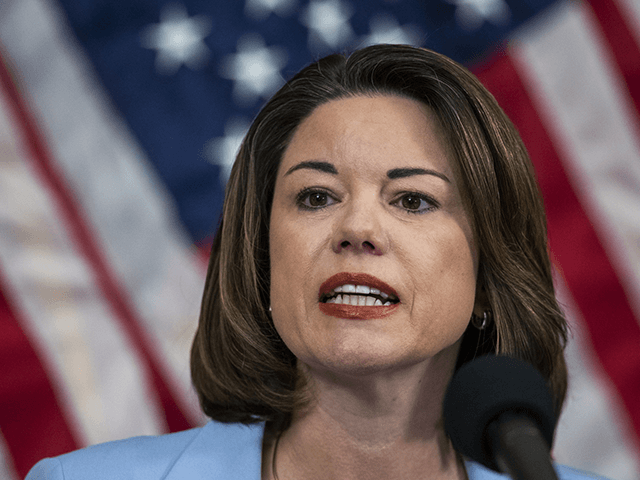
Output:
[0, 0, 639, 478]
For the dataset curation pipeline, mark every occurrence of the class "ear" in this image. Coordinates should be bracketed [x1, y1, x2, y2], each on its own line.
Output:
[472, 279, 489, 317]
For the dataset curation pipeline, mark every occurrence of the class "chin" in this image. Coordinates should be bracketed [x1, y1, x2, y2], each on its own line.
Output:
[297, 336, 464, 382]
[302, 344, 432, 378]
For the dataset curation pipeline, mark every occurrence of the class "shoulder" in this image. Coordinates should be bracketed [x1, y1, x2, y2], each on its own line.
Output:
[465, 461, 611, 480]
[554, 465, 613, 480]
[27, 427, 201, 480]
[26, 421, 265, 480]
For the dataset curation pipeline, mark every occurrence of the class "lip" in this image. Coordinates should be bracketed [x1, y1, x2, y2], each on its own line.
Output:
[319, 303, 399, 319]
[318, 272, 400, 320]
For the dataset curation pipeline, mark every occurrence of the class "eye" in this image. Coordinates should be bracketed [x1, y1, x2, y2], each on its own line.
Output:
[392, 192, 438, 214]
[296, 188, 337, 210]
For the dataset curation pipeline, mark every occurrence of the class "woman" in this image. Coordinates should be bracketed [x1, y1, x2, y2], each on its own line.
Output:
[28, 45, 603, 480]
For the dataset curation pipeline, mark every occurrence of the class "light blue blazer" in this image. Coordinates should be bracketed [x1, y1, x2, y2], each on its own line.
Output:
[26, 421, 606, 479]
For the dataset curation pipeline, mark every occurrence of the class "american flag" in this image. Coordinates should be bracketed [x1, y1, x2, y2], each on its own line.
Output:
[0, 0, 639, 478]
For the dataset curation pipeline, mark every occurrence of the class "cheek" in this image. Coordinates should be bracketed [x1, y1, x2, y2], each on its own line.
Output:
[269, 223, 300, 350]
[268, 211, 321, 348]
[269, 218, 299, 314]
[412, 224, 478, 332]
[269, 204, 330, 297]
[269, 223, 289, 299]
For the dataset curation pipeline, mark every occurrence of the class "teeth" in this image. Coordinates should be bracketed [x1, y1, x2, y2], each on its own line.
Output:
[330, 284, 392, 297]
[327, 295, 392, 307]
[323, 284, 399, 306]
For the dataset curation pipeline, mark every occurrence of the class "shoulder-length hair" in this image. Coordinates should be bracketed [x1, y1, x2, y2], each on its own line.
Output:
[191, 44, 568, 426]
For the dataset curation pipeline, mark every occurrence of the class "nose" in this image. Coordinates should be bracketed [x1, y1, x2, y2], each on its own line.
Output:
[331, 199, 388, 256]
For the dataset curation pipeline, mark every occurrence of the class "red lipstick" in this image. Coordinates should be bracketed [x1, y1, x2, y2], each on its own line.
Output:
[318, 272, 400, 320]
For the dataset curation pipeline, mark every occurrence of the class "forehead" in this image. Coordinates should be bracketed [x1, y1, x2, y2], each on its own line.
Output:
[280, 95, 457, 178]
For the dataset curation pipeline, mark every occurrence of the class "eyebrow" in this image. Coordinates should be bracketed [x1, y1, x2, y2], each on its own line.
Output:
[387, 168, 450, 183]
[284, 161, 338, 176]
[284, 162, 450, 183]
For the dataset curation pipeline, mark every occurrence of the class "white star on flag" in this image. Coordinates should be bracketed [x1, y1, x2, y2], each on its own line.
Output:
[204, 117, 251, 184]
[360, 14, 422, 47]
[244, 0, 297, 21]
[140, 3, 212, 75]
[449, 0, 511, 31]
[301, 0, 355, 52]
[219, 34, 288, 106]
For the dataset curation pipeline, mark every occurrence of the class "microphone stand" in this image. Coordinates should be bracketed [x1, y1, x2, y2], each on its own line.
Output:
[487, 413, 559, 480]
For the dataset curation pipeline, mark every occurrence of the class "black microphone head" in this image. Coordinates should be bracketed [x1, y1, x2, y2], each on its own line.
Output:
[443, 355, 557, 471]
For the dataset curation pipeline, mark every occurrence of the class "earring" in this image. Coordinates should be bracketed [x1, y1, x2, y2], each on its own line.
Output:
[471, 310, 492, 330]
[268, 306, 272, 313]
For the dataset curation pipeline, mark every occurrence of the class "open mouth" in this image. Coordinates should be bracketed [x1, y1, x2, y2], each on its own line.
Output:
[320, 284, 400, 306]
[318, 273, 400, 319]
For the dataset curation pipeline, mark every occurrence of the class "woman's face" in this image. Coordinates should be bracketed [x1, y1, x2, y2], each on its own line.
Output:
[269, 95, 482, 377]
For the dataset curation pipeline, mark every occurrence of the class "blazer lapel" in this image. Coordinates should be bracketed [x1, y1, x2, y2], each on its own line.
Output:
[164, 421, 265, 479]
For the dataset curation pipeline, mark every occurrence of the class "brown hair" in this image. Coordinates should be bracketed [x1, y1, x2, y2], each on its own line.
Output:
[190, 44, 568, 426]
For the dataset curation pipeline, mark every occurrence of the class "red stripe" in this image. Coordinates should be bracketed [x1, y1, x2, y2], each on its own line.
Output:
[588, 0, 640, 120]
[0, 53, 192, 433]
[196, 238, 213, 270]
[474, 55, 640, 445]
[0, 277, 81, 477]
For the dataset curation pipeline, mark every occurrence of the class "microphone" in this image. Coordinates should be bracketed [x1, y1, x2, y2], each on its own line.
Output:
[443, 355, 559, 480]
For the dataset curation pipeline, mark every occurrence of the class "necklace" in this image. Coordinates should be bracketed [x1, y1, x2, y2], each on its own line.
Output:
[271, 430, 283, 480]
[270, 430, 468, 480]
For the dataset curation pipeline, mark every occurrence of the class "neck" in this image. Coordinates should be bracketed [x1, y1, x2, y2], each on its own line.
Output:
[264, 356, 467, 480]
